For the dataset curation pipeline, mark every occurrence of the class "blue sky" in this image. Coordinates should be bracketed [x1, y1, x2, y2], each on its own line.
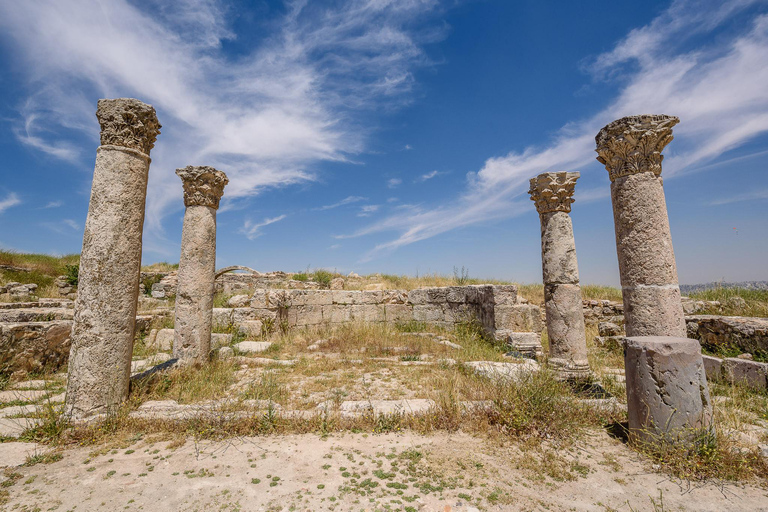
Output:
[1, 0, 767, 286]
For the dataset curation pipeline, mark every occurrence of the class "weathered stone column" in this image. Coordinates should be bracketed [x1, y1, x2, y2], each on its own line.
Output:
[65, 99, 160, 419]
[173, 166, 228, 363]
[529, 172, 590, 379]
[624, 336, 712, 446]
[595, 115, 686, 338]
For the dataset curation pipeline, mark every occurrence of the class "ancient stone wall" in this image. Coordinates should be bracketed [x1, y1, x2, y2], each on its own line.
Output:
[221, 285, 541, 334]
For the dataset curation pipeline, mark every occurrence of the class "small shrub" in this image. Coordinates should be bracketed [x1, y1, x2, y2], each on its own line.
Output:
[293, 273, 309, 282]
[63, 264, 79, 287]
[453, 266, 470, 285]
[312, 270, 334, 289]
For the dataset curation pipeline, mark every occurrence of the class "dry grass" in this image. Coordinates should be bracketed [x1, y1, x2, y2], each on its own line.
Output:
[141, 262, 179, 272]
[689, 287, 768, 318]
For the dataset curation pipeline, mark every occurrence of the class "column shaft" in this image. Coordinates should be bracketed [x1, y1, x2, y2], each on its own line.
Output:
[530, 172, 589, 379]
[65, 98, 160, 419]
[596, 115, 686, 337]
[174, 205, 217, 361]
[173, 165, 228, 364]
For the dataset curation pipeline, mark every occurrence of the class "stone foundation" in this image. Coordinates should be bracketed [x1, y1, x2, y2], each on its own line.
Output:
[686, 315, 768, 355]
[244, 285, 540, 336]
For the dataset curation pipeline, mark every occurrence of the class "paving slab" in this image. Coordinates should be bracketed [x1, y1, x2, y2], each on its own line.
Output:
[0, 390, 49, 403]
[0, 442, 44, 467]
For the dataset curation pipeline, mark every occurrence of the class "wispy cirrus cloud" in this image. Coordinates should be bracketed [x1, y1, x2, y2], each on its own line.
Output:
[43, 201, 63, 209]
[0, 0, 445, 242]
[0, 193, 21, 214]
[387, 178, 402, 188]
[710, 188, 768, 205]
[357, 204, 381, 217]
[316, 195, 367, 211]
[240, 214, 288, 240]
[346, 0, 768, 259]
[415, 170, 444, 182]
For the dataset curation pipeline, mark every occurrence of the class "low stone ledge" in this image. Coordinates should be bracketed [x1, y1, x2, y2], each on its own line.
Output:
[722, 357, 768, 391]
[686, 315, 768, 354]
[0, 320, 72, 377]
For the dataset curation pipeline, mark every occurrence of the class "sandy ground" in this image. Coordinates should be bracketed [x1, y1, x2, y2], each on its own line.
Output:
[1, 430, 767, 512]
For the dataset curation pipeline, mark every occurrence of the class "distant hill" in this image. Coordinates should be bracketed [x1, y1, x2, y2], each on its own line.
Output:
[680, 281, 768, 295]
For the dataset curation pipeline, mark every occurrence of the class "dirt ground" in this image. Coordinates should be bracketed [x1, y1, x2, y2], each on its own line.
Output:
[2, 430, 767, 512]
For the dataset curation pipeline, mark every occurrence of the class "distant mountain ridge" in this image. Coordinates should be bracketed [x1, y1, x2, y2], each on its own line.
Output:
[680, 281, 768, 294]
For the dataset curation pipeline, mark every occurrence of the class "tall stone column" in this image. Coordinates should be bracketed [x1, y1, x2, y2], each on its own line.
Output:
[173, 166, 228, 363]
[529, 172, 590, 379]
[595, 115, 686, 337]
[65, 99, 160, 419]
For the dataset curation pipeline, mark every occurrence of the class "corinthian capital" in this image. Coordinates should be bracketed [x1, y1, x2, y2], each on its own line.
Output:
[529, 171, 580, 214]
[595, 114, 678, 182]
[176, 166, 229, 209]
[96, 98, 161, 156]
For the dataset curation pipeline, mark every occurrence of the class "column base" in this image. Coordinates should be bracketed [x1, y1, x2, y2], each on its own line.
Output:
[547, 357, 591, 380]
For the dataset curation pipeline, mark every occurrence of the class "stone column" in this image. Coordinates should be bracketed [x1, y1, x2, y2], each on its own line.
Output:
[529, 172, 590, 379]
[595, 115, 686, 337]
[624, 336, 713, 446]
[173, 166, 228, 363]
[65, 99, 161, 419]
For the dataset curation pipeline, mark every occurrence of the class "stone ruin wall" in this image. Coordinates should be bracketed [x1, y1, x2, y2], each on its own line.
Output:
[216, 284, 542, 335]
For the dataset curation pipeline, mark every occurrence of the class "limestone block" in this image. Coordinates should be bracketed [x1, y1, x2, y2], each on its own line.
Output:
[153, 329, 174, 351]
[330, 278, 345, 290]
[722, 358, 768, 391]
[226, 294, 250, 308]
[331, 290, 358, 305]
[252, 308, 278, 323]
[250, 290, 269, 308]
[407, 289, 428, 305]
[231, 308, 256, 323]
[323, 305, 351, 323]
[235, 341, 272, 354]
[495, 330, 542, 358]
[350, 305, 386, 322]
[442, 303, 470, 323]
[238, 320, 264, 337]
[218, 346, 234, 359]
[412, 305, 443, 323]
[212, 308, 233, 328]
[384, 304, 413, 322]
[598, 322, 622, 337]
[490, 285, 518, 305]
[383, 290, 408, 304]
[426, 287, 448, 303]
[287, 289, 330, 306]
[701, 355, 723, 381]
[0, 321, 72, 377]
[211, 333, 233, 349]
[357, 291, 384, 304]
[623, 336, 713, 446]
[294, 305, 324, 326]
[446, 287, 467, 303]
[494, 304, 542, 333]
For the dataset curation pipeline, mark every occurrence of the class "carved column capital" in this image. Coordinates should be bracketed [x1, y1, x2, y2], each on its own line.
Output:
[529, 171, 580, 214]
[96, 98, 161, 156]
[176, 166, 229, 209]
[595, 114, 679, 182]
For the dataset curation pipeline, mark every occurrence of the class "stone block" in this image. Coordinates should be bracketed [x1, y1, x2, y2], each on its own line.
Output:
[496, 330, 542, 358]
[407, 289, 428, 305]
[235, 341, 272, 354]
[226, 294, 250, 308]
[252, 308, 278, 323]
[494, 304, 542, 333]
[598, 321, 622, 337]
[623, 336, 713, 446]
[250, 290, 269, 308]
[357, 291, 384, 304]
[701, 355, 723, 381]
[211, 333, 233, 349]
[212, 308, 233, 328]
[412, 305, 443, 323]
[426, 287, 448, 303]
[722, 358, 768, 391]
[323, 305, 351, 323]
[330, 277, 345, 290]
[491, 285, 518, 306]
[153, 329, 174, 351]
[446, 287, 467, 303]
[238, 320, 264, 338]
[231, 308, 256, 323]
[294, 305, 324, 326]
[0, 321, 72, 377]
[350, 305, 386, 322]
[332, 290, 358, 305]
[384, 304, 413, 322]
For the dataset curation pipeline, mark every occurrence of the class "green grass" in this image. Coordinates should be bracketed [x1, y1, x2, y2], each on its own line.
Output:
[689, 287, 768, 317]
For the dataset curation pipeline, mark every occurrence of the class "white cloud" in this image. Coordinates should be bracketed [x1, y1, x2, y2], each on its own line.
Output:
[387, 178, 402, 188]
[710, 188, 768, 205]
[63, 219, 79, 230]
[404, 144, 413, 150]
[0, 0, 444, 236]
[0, 193, 21, 214]
[416, 170, 443, 182]
[43, 201, 63, 209]
[317, 195, 367, 211]
[346, 0, 768, 258]
[41, 218, 80, 234]
[357, 204, 381, 217]
[240, 214, 287, 240]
